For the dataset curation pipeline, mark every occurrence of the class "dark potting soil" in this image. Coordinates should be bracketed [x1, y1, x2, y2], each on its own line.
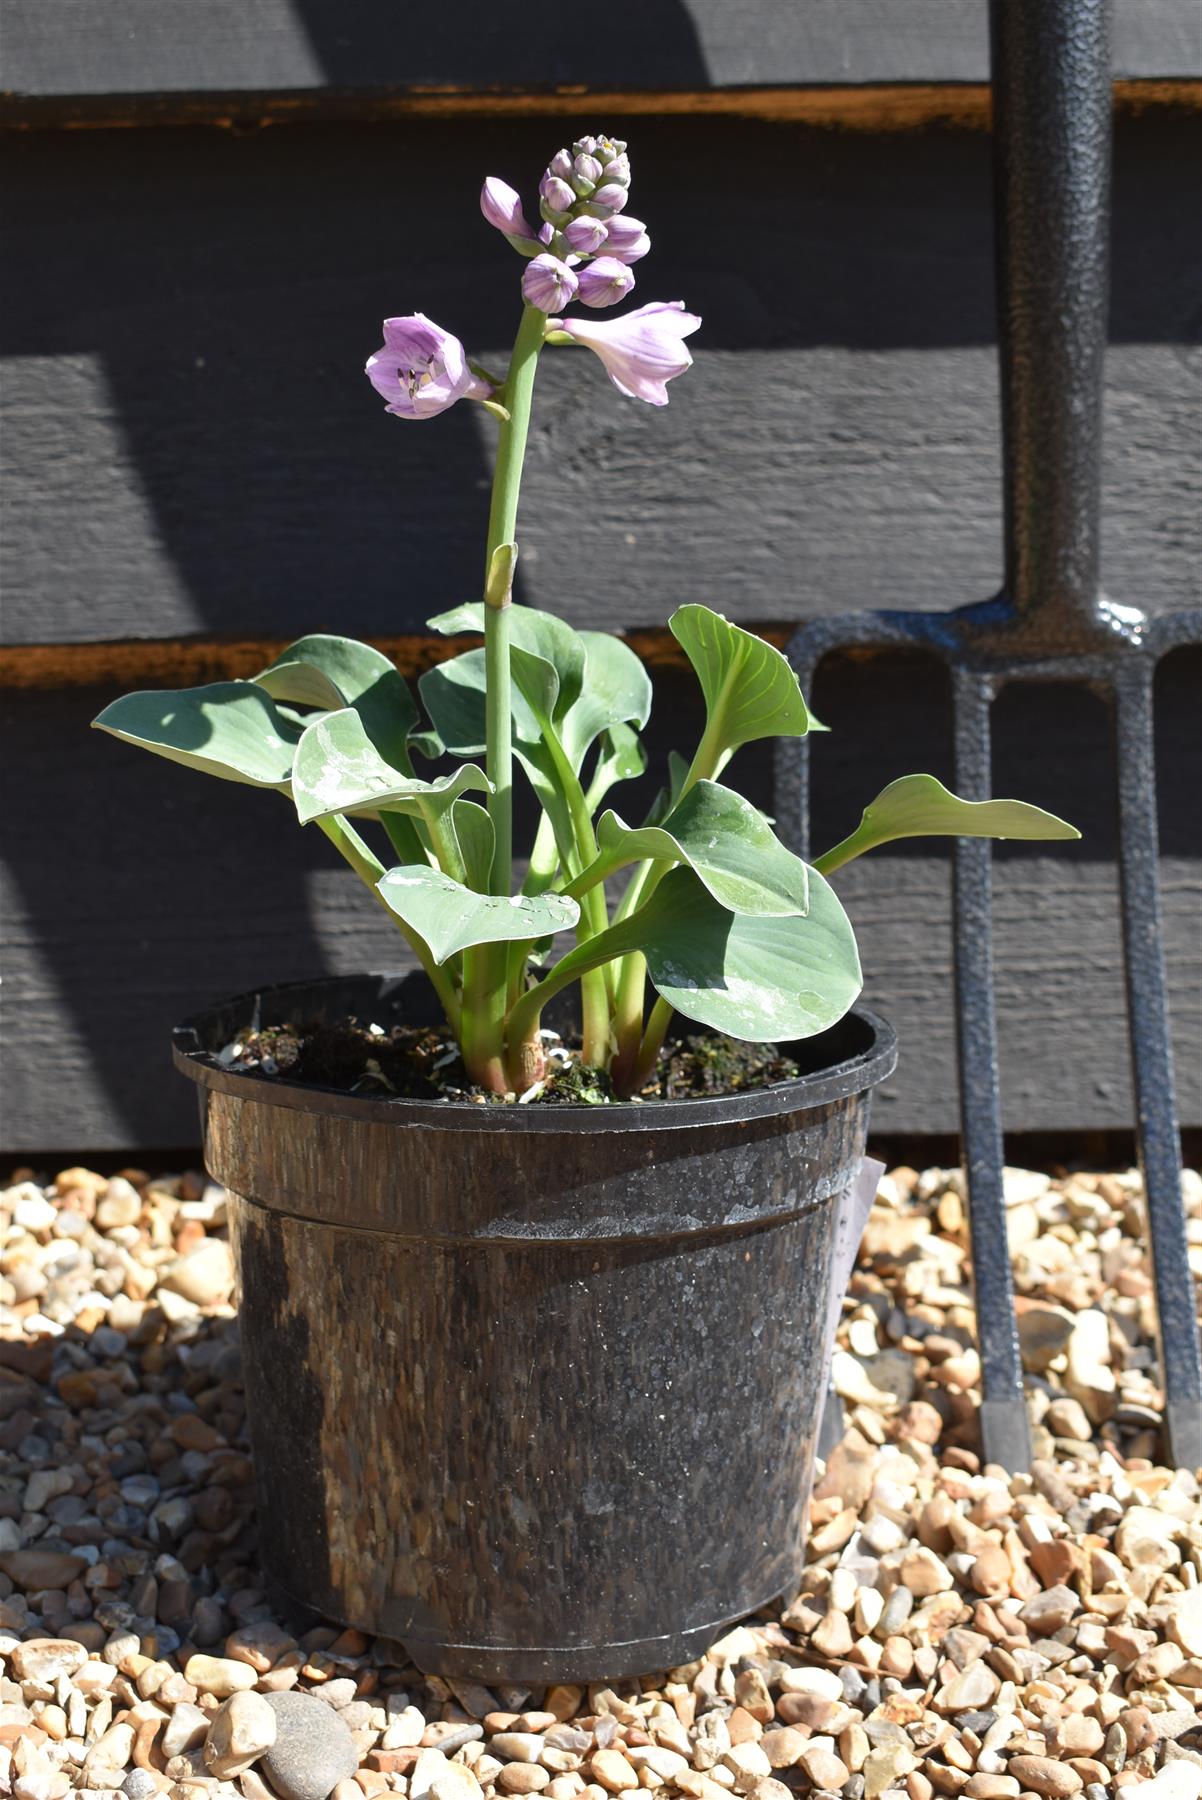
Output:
[215, 1017, 802, 1105]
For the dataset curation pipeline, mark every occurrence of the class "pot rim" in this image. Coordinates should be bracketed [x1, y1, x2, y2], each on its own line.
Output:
[174, 972, 897, 1134]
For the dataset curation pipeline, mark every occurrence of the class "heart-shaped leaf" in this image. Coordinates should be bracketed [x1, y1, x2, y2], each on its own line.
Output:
[636, 866, 860, 1041]
[93, 683, 301, 789]
[419, 649, 541, 754]
[292, 710, 489, 825]
[253, 634, 418, 767]
[376, 866, 579, 964]
[671, 605, 813, 763]
[563, 632, 653, 760]
[429, 603, 586, 721]
[817, 773, 1082, 873]
[530, 864, 860, 1044]
[583, 781, 810, 917]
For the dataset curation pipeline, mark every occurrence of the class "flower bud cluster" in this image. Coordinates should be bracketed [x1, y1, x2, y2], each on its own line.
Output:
[483, 133, 651, 318]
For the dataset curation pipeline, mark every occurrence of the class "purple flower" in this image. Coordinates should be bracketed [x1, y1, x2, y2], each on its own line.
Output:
[557, 301, 700, 406]
[586, 183, 629, 217]
[601, 216, 650, 263]
[480, 177, 538, 255]
[548, 148, 574, 180]
[576, 256, 636, 309]
[562, 216, 609, 256]
[572, 152, 604, 187]
[522, 253, 579, 315]
[539, 174, 576, 217]
[366, 315, 491, 420]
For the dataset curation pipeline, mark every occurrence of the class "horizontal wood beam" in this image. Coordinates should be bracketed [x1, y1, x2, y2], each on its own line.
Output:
[2, 80, 1199, 135]
[0, 627, 798, 690]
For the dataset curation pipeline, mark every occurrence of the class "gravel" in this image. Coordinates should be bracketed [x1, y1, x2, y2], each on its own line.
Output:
[1, 1158, 1200, 1800]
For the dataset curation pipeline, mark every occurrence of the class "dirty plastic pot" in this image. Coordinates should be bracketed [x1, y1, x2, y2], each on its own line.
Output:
[174, 972, 897, 1683]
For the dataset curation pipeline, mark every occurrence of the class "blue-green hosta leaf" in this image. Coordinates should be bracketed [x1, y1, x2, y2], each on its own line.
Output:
[376, 866, 579, 965]
[562, 633, 652, 763]
[428, 602, 586, 721]
[253, 634, 418, 767]
[819, 774, 1081, 871]
[632, 866, 861, 1042]
[419, 649, 541, 755]
[292, 710, 489, 825]
[587, 781, 809, 916]
[584, 722, 649, 813]
[642, 750, 692, 828]
[670, 604, 813, 760]
[92, 683, 301, 789]
[450, 800, 495, 891]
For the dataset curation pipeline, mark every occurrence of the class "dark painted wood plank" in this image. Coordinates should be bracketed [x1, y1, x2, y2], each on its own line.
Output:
[2, 0, 1198, 100]
[2, 114, 1199, 647]
[2, 655, 1198, 1151]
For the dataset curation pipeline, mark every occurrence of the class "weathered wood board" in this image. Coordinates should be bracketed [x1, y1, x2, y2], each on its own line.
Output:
[3, 114, 1199, 649]
[2, 0, 1198, 103]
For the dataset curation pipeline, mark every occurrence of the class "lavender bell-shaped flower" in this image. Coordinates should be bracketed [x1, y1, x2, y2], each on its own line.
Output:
[480, 177, 540, 257]
[576, 256, 636, 309]
[601, 215, 650, 264]
[366, 314, 493, 420]
[562, 216, 610, 256]
[521, 253, 579, 316]
[555, 301, 700, 406]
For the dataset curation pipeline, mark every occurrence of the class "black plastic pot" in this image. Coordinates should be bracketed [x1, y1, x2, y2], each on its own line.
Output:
[174, 973, 897, 1682]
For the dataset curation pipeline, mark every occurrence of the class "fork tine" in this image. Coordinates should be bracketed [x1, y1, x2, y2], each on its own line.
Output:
[952, 666, 1032, 1472]
[1113, 660, 1202, 1470]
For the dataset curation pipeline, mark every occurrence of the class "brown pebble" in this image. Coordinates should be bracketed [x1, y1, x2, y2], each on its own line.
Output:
[799, 1747, 850, 1789]
[500, 1766, 552, 1793]
[1006, 1758, 1082, 1799]
[774, 1694, 834, 1730]
[760, 1728, 808, 1769]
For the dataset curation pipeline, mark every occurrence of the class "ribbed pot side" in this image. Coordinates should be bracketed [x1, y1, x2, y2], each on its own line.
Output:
[174, 974, 897, 1683]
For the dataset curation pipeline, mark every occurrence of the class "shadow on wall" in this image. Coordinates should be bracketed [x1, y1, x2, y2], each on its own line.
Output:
[288, 0, 713, 90]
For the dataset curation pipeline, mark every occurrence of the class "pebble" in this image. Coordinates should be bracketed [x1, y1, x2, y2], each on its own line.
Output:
[159, 1238, 236, 1308]
[1007, 1757, 1082, 1798]
[590, 1750, 639, 1792]
[260, 1689, 358, 1800]
[204, 1689, 278, 1777]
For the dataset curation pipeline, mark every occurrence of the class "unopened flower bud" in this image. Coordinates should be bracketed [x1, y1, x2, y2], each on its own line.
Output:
[600, 215, 650, 263]
[573, 153, 604, 185]
[521, 252, 579, 315]
[573, 135, 599, 157]
[549, 148, 573, 180]
[601, 155, 631, 187]
[588, 183, 629, 216]
[563, 216, 609, 255]
[539, 174, 576, 214]
[480, 177, 539, 256]
[576, 256, 636, 308]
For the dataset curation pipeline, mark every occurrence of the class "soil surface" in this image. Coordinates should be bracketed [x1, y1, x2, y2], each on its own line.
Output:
[212, 1018, 803, 1104]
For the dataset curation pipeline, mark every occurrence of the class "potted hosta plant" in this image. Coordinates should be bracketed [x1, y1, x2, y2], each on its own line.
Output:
[94, 136, 1077, 1681]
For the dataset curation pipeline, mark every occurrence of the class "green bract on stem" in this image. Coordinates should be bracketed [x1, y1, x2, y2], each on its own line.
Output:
[89, 133, 1082, 1106]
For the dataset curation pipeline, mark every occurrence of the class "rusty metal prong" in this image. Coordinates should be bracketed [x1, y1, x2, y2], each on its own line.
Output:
[1113, 660, 1202, 1471]
[951, 665, 1032, 1472]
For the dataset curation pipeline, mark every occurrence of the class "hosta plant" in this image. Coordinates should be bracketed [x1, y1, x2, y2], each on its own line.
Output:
[94, 135, 1079, 1099]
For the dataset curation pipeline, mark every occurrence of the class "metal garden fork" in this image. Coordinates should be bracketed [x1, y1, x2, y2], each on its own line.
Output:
[780, 0, 1202, 1471]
